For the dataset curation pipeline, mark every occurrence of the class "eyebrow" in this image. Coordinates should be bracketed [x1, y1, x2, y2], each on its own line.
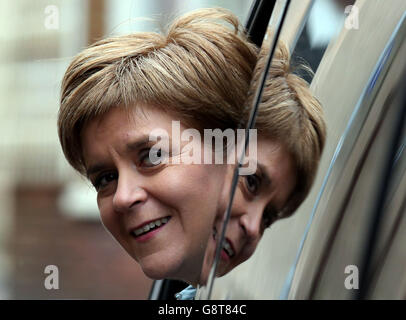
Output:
[86, 163, 109, 178]
[85, 135, 158, 178]
[125, 135, 153, 152]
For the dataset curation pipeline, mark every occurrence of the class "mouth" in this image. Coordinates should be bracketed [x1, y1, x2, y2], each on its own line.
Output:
[213, 227, 235, 259]
[131, 216, 171, 238]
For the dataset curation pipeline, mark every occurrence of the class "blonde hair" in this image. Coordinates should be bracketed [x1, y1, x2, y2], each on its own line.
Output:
[58, 8, 258, 175]
[58, 7, 326, 218]
[249, 42, 326, 218]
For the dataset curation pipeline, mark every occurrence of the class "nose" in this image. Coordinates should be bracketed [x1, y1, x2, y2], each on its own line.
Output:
[112, 173, 147, 213]
[238, 205, 263, 242]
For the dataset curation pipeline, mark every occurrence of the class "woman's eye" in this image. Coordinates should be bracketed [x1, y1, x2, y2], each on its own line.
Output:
[139, 148, 165, 167]
[244, 174, 261, 195]
[94, 172, 117, 191]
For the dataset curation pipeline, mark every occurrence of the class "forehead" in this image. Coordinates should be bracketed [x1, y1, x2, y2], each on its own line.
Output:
[83, 105, 172, 138]
[80, 105, 175, 163]
[257, 137, 294, 177]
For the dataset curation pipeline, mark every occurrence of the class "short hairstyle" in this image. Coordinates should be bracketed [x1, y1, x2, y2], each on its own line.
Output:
[58, 8, 258, 176]
[58, 7, 326, 219]
[248, 42, 326, 219]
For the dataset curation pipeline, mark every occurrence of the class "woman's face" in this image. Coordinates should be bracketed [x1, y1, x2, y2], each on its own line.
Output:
[81, 105, 226, 284]
[201, 137, 297, 283]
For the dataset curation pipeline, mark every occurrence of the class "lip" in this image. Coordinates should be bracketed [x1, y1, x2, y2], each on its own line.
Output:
[222, 236, 236, 260]
[220, 247, 231, 262]
[130, 216, 171, 243]
[212, 227, 236, 263]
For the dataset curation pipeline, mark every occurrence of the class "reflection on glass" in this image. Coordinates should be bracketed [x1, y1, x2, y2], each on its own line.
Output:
[202, 0, 406, 300]
[198, 0, 328, 300]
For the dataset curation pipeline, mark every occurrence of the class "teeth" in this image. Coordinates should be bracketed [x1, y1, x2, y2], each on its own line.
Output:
[213, 228, 235, 257]
[223, 240, 235, 257]
[132, 217, 170, 237]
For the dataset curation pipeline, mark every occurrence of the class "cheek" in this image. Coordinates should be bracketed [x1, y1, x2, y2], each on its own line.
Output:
[160, 165, 226, 205]
[226, 187, 246, 217]
[240, 241, 259, 263]
[167, 165, 226, 240]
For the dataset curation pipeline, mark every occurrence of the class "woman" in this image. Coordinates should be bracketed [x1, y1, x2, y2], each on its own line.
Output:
[193, 40, 326, 297]
[58, 8, 259, 286]
[58, 7, 326, 293]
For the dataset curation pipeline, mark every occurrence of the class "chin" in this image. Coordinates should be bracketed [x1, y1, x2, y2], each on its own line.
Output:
[142, 266, 168, 280]
[216, 268, 229, 278]
[139, 254, 184, 280]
